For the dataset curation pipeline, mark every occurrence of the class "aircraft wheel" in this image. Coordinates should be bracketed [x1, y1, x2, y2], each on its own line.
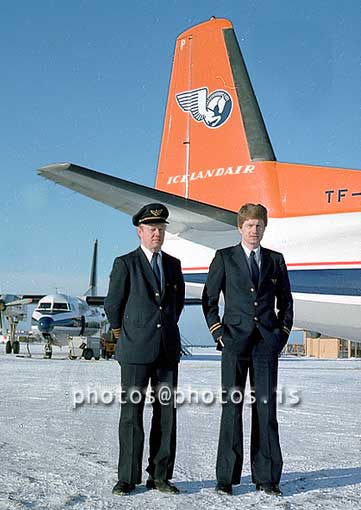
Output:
[5, 341, 12, 354]
[94, 356, 100, 361]
[13, 341, 20, 354]
[83, 348, 93, 360]
[69, 355, 77, 360]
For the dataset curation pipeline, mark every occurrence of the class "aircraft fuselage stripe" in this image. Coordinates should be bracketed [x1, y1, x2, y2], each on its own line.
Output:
[183, 268, 361, 296]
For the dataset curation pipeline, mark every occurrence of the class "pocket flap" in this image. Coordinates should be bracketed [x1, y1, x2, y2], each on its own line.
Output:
[224, 314, 241, 325]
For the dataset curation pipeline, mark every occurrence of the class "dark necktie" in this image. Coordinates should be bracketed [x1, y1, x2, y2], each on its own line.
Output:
[250, 250, 260, 289]
[151, 252, 161, 290]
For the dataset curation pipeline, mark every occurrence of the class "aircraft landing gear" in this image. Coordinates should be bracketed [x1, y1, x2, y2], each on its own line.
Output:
[43, 337, 53, 359]
[5, 322, 20, 354]
[44, 343, 52, 359]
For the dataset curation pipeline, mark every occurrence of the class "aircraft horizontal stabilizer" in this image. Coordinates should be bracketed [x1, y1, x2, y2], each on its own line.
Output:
[21, 295, 45, 303]
[85, 296, 202, 307]
[38, 163, 239, 248]
[85, 296, 105, 306]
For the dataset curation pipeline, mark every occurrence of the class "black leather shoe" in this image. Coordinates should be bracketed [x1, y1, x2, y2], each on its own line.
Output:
[112, 480, 135, 495]
[146, 476, 156, 490]
[256, 483, 283, 496]
[215, 483, 232, 495]
[154, 479, 180, 494]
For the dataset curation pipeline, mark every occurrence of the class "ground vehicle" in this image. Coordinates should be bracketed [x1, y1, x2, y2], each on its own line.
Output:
[68, 336, 101, 360]
[100, 330, 117, 359]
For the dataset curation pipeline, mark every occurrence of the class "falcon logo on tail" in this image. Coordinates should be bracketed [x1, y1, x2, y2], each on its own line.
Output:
[176, 87, 232, 128]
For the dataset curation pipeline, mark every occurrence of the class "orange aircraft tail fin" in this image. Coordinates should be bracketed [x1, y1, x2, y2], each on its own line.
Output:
[156, 17, 361, 218]
[155, 17, 282, 214]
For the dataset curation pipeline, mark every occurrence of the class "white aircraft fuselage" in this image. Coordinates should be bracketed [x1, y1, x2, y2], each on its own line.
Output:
[164, 211, 361, 342]
[31, 294, 104, 347]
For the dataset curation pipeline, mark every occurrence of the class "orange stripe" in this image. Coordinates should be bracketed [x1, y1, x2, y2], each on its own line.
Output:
[182, 266, 209, 271]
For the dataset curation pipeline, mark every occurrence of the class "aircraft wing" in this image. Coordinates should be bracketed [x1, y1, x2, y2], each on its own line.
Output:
[38, 163, 239, 249]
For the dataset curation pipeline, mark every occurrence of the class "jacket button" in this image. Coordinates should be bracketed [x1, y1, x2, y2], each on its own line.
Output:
[254, 317, 258, 322]
[254, 301, 258, 306]
[250, 287, 255, 292]
[155, 292, 160, 297]
[157, 324, 162, 328]
[159, 306, 162, 310]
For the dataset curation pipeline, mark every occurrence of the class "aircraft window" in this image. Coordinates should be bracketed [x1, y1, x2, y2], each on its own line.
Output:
[38, 303, 51, 309]
[53, 303, 69, 310]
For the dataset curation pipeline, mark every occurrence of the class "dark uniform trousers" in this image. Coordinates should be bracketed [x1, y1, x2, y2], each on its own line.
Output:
[118, 346, 178, 484]
[216, 331, 282, 486]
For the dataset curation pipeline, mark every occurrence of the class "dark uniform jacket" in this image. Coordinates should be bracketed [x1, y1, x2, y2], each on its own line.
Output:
[104, 247, 185, 364]
[202, 244, 293, 355]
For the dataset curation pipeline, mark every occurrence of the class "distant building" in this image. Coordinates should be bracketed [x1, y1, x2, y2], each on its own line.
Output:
[282, 331, 361, 359]
[304, 334, 361, 359]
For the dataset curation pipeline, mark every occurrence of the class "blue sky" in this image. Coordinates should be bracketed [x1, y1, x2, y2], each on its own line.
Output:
[0, 0, 360, 300]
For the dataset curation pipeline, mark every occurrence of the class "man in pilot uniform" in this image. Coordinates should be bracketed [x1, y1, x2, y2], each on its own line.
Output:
[202, 203, 293, 496]
[104, 203, 185, 496]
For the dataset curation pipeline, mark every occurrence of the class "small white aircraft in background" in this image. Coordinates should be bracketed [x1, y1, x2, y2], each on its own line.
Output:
[25, 240, 106, 358]
[38, 18, 361, 342]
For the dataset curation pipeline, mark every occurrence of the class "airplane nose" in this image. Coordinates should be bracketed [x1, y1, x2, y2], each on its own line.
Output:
[38, 317, 54, 333]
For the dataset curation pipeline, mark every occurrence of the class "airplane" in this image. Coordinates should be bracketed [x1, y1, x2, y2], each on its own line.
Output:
[37, 17, 361, 342]
[0, 295, 33, 353]
[26, 240, 107, 358]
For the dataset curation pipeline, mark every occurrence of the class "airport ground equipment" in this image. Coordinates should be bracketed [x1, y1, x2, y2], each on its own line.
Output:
[100, 330, 117, 359]
[68, 336, 101, 360]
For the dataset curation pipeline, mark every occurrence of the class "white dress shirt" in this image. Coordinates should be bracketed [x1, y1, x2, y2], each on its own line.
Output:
[241, 242, 261, 273]
[140, 245, 164, 289]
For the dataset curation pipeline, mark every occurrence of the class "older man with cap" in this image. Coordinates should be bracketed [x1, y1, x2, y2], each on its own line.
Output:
[104, 203, 185, 496]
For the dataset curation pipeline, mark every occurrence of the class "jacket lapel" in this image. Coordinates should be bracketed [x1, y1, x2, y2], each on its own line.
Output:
[161, 253, 169, 300]
[259, 247, 272, 287]
[231, 244, 254, 286]
[136, 247, 160, 294]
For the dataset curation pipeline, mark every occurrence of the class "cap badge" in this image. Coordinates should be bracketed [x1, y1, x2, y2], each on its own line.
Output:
[150, 209, 163, 217]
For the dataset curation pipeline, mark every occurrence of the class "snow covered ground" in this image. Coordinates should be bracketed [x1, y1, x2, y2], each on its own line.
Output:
[1, 344, 361, 510]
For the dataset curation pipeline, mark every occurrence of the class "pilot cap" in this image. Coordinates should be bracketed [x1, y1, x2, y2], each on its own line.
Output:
[132, 203, 169, 226]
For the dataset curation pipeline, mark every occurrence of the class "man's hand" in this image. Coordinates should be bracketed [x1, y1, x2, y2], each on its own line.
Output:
[216, 335, 224, 351]
[112, 328, 121, 340]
